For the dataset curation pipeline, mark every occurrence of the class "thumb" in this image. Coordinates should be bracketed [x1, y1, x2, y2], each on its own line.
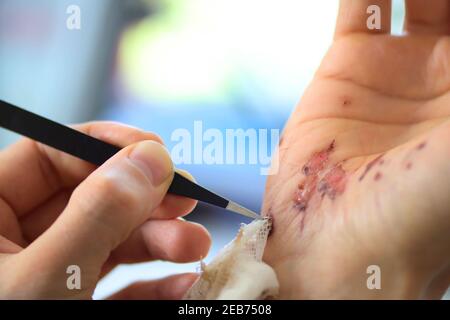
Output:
[18, 140, 173, 296]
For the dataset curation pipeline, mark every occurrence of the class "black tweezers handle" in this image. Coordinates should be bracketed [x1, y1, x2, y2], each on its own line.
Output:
[0, 99, 229, 209]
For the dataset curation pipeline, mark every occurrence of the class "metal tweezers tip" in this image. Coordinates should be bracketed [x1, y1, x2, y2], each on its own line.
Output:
[226, 201, 262, 220]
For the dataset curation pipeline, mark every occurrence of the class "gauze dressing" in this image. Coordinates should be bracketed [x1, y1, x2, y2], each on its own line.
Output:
[185, 218, 279, 300]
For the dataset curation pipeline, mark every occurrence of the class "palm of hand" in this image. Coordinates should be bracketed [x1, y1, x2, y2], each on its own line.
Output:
[262, 33, 450, 299]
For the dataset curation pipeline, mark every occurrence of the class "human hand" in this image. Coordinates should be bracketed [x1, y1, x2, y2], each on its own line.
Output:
[0, 122, 211, 299]
[263, 0, 450, 299]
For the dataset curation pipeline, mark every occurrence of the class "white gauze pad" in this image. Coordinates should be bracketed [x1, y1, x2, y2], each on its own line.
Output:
[184, 218, 279, 300]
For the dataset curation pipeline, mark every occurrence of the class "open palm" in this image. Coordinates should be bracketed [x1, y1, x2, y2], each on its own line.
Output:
[262, 0, 450, 299]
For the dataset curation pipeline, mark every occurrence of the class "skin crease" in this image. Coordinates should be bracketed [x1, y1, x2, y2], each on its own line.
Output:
[262, 0, 450, 299]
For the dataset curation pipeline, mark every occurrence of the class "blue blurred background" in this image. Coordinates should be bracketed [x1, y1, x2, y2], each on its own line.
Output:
[1, 0, 447, 299]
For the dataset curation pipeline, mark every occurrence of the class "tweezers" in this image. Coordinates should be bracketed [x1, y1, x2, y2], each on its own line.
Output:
[0, 99, 261, 220]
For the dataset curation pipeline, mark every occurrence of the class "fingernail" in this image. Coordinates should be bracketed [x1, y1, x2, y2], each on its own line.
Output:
[129, 141, 173, 186]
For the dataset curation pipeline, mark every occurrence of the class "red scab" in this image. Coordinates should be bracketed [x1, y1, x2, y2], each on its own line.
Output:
[401, 141, 425, 171]
[294, 199, 308, 211]
[359, 154, 384, 181]
[294, 179, 317, 211]
[265, 208, 274, 236]
[327, 140, 336, 152]
[318, 165, 347, 200]
[416, 142, 426, 150]
[341, 95, 352, 107]
[374, 172, 382, 181]
[301, 140, 335, 176]
[294, 140, 347, 214]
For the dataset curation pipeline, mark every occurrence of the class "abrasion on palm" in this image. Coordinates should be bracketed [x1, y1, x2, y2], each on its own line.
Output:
[187, 0, 449, 300]
[262, 0, 450, 299]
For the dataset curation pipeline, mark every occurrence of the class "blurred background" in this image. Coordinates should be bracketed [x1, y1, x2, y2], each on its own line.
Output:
[0, 0, 448, 299]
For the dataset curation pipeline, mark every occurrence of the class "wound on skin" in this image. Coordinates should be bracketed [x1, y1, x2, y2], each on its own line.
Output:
[374, 171, 382, 181]
[301, 140, 335, 176]
[295, 181, 316, 211]
[404, 141, 426, 171]
[416, 141, 426, 150]
[359, 153, 384, 181]
[341, 95, 352, 107]
[317, 164, 346, 199]
[265, 208, 275, 236]
[294, 140, 347, 212]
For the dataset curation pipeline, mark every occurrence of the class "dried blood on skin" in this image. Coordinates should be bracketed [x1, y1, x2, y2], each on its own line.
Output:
[374, 172, 382, 181]
[359, 154, 384, 181]
[416, 142, 426, 150]
[265, 208, 275, 236]
[301, 140, 335, 176]
[402, 141, 426, 170]
[294, 179, 317, 211]
[294, 140, 347, 211]
[317, 165, 346, 199]
[341, 95, 352, 107]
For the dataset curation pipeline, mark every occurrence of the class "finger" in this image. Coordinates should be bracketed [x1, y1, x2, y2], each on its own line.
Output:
[0, 235, 22, 254]
[20, 193, 198, 244]
[107, 273, 198, 300]
[152, 194, 197, 219]
[109, 219, 211, 264]
[334, 0, 391, 39]
[17, 140, 173, 293]
[0, 121, 162, 217]
[20, 171, 197, 241]
[404, 0, 450, 34]
[151, 169, 198, 219]
[0, 199, 26, 245]
[20, 190, 71, 242]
